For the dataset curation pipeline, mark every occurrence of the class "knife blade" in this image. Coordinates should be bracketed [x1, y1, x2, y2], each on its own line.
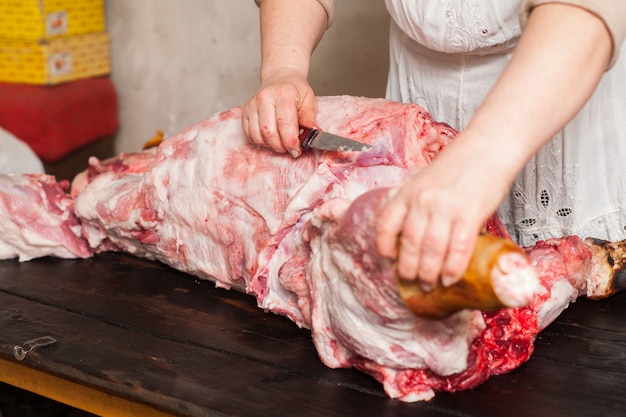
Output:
[299, 125, 372, 152]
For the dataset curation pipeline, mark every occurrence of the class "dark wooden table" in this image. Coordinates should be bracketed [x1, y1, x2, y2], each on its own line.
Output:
[0, 253, 625, 417]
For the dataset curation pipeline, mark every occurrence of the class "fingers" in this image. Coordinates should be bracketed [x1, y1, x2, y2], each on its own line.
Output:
[441, 225, 475, 287]
[376, 188, 480, 290]
[398, 217, 475, 289]
[375, 188, 405, 259]
[261, 96, 299, 155]
[243, 91, 292, 154]
[242, 102, 263, 147]
[407, 215, 450, 290]
[298, 93, 318, 130]
[241, 69, 317, 157]
[376, 188, 450, 289]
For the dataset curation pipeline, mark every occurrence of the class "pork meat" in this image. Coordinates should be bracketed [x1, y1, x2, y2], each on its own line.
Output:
[0, 174, 91, 261]
[0, 96, 623, 401]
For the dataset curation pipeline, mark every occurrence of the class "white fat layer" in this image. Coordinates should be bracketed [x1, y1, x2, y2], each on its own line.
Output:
[536, 279, 578, 330]
[0, 175, 85, 261]
[309, 228, 484, 376]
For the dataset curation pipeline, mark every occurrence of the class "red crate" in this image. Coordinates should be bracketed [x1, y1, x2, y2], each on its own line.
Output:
[0, 76, 118, 162]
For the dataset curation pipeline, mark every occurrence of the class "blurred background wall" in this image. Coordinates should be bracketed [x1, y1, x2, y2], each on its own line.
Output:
[105, 0, 390, 152]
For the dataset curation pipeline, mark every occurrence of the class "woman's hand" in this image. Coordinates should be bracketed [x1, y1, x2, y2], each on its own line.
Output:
[375, 133, 512, 290]
[242, 0, 328, 156]
[242, 67, 317, 157]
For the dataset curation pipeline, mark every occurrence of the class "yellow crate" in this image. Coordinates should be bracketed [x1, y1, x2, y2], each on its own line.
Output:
[0, 32, 110, 85]
[0, 0, 105, 41]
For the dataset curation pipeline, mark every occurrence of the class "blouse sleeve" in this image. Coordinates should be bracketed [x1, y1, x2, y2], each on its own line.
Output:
[254, 0, 336, 28]
[520, 0, 626, 68]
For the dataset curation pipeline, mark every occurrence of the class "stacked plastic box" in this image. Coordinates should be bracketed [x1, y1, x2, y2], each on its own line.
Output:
[0, 0, 111, 85]
[0, 0, 118, 162]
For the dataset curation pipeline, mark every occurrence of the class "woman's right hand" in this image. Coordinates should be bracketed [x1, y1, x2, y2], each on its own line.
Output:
[242, 67, 318, 158]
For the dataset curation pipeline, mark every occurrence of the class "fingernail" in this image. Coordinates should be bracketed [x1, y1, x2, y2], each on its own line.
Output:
[289, 149, 300, 158]
[441, 275, 454, 287]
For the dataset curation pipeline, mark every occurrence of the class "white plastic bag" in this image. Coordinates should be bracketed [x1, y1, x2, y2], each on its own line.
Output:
[0, 128, 44, 174]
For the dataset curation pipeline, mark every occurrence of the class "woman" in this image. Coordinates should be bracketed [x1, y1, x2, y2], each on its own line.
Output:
[242, 0, 626, 290]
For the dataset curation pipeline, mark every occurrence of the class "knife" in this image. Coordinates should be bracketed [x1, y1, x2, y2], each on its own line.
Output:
[299, 125, 372, 152]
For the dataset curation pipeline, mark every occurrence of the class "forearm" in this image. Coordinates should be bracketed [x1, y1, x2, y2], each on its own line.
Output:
[462, 3, 612, 183]
[259, 0, 328, 82]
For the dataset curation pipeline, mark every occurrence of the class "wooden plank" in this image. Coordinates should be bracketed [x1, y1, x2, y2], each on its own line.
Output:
[433, 292, 626, 417]
[0, 288, 429, 417]
[428, 314, 626, 417]
[2, 253, 626, 416]
[429, 356, 626, 417]
[0, 254, 382, 390]
[0, 356, 178, 417]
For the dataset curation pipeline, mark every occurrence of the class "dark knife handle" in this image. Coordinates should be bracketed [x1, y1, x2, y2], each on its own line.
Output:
[298, 125, 319, 150]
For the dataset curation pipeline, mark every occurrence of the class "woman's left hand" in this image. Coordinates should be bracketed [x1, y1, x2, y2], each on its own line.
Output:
[375, 132, 511, 290]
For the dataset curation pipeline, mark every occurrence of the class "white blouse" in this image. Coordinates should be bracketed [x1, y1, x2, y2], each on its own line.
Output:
[384, 0, 626, 246]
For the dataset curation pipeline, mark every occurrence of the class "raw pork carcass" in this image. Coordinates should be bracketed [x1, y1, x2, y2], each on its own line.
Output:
[0, 96, 624, 401]
[305, 185, 626, 400]
[0, 174, 91, 261]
